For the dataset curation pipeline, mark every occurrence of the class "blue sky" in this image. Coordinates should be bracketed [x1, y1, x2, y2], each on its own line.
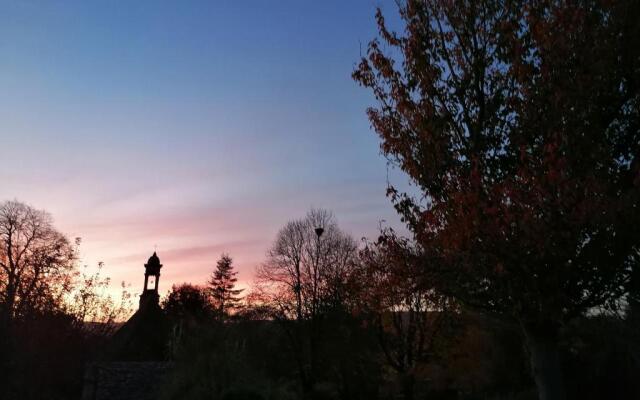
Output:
[0, 0, 410, 295]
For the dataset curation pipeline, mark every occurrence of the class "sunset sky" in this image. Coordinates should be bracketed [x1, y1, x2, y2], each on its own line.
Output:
[0, 1, 408, 298]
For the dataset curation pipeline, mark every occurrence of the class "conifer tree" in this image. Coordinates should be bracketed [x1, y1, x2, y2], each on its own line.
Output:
[208, 254, 244, 318]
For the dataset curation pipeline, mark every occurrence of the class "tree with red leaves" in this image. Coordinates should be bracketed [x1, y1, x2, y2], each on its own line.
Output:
[354, 1, 640, 399]
[360, 229, 452, 400]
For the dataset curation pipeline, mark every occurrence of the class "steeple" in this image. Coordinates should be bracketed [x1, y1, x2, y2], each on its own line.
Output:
[140, 251, 163, 309]
[102, 250, 169, 362]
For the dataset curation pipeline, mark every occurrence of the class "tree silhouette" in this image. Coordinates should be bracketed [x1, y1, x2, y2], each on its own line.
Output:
[208, 254, 244, 318]
[354, 1, 640, 399]
[256, 209, 358, 321]
[0, 200, 131, 400]
[360, 230, 452, 400]
[254, 208, 359, 394]
[163, 283, 213, 321]
[69, 262, 133, 337]
[0, 200, 76, 324]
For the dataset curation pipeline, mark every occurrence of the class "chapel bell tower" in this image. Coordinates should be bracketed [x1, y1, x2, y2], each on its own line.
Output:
[140, 251, 162, 309]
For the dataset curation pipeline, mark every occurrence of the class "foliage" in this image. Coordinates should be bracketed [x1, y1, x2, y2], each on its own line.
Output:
[0, 197, 638, 399]
[163, 283, 214, 321]
[253, 208, 360, 393]
[354, 1, 640, 398]
[359, 229, 455, 400]
[562, 315, 640, 399]
[2, 310, 93, 400]
[255, 208, 359, 321]
[0, 200, 133, 399]
[0, 200, 77, 322]
[208, 253, 244, 318]
[161, 321, 299, 400]
[354, 0, 640, 328]
[68, 261, 133, 336]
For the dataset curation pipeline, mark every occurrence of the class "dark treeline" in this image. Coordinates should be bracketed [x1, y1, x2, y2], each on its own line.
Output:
[1, 202, 638, 400]
[159, 209, 640, 400]
[0, 200, 132, 399]
[2, 1, 640, 400]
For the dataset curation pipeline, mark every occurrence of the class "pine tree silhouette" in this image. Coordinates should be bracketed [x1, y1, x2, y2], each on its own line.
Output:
[207, 254, 244, 318]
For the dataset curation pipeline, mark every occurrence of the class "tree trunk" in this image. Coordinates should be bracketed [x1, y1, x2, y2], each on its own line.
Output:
[521, 322, 566, 400]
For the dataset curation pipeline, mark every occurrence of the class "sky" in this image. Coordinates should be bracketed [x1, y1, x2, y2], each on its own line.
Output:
[0, 0, 410, 299]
